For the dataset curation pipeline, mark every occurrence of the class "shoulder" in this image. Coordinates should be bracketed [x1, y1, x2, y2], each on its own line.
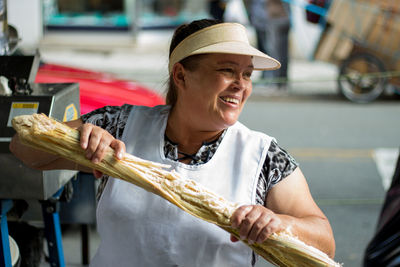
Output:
[124, 105, 170, 125]
[231, 121, 274, 145]
[81, 104, 169, 124]
[131, 105, 170, 115]
[256, 139, 298, 204]
[80, 104, 135, 138]
[265, 140, 298, 183]
[81, 104, 134, 124]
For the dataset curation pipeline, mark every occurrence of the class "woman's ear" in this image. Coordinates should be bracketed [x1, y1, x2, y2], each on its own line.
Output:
[172, 63, 186, 90]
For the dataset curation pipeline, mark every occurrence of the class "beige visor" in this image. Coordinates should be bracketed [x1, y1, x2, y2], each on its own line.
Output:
[168, 23, 281, 74]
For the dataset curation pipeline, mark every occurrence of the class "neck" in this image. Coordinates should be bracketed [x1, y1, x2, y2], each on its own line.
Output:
[166, 108, 225, 155]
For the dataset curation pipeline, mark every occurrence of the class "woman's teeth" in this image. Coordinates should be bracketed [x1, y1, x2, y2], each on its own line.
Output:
[221, 97, 239, 104]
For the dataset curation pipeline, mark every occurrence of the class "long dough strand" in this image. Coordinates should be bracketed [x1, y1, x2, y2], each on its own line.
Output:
[12, 114, 341, 267]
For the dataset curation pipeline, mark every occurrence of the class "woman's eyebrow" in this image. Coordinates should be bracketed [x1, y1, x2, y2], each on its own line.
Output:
[216, 61, 254, 69]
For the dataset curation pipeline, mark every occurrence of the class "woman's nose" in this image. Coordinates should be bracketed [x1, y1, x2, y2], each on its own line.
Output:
[233, 73, 248, 89]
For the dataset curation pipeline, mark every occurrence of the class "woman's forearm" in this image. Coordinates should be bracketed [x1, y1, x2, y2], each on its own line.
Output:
[265, 168, 336, 258]
[9, 118, 93, 172]
[279, 214, 336, 258]
[10, 133, 93, 173]
[10, 133, 61, 169]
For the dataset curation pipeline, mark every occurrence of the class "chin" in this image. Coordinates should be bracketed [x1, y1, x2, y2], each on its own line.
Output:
[221, 116, 239, 128]
[213, 110, 240, 129]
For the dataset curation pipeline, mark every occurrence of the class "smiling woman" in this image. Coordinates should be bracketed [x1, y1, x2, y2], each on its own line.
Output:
[10, 19, 336, 267]
[171, 54, 254, 131]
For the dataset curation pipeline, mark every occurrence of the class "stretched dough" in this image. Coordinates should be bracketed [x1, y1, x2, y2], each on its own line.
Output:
[12, 114, 341, 267]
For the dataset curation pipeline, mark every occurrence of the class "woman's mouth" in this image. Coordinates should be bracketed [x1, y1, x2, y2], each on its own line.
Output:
[220, 96, 240, 105]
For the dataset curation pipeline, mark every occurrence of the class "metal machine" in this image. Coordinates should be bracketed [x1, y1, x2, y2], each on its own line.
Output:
[0, 1, 80, 265]
[0, 61, 80, 267]
[0, 58, 80, 267]
[0, 72, 80, 199]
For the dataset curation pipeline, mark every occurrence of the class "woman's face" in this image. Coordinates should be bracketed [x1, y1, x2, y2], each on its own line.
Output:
[177, 53, 254, 131]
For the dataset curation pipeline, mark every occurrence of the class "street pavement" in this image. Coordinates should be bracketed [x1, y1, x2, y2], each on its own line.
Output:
[38, 29, 400, 267]
[244, 97, 400, 267]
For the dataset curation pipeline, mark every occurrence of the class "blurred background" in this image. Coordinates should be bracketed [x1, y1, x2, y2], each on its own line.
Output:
[1, 0, 400, 266]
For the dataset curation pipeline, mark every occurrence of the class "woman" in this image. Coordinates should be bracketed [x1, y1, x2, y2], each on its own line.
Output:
[10, 19, 335, 266]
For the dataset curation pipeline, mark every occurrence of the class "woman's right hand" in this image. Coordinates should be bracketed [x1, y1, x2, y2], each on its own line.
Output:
[79, 123, 126, 178]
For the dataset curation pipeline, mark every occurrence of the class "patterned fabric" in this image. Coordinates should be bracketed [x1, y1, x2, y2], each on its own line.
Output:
[81, 105, 298, 204]
[164, 131, 226, 165]
[81, 105, 132, 200]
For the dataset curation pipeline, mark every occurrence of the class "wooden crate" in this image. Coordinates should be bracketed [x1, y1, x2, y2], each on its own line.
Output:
[367, 15, 400, 86]
[314, 0, 399, 66]
[367, 14, 400, 58]
[359, 0, 400, 14]
[314, 0, 378, 63]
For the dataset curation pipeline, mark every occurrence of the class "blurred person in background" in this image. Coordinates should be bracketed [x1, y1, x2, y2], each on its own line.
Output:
[248, 0, 291, 90]
[208, 0, 228, 20]
[10, 19, 335, 266]
[364, 150, 400, 266]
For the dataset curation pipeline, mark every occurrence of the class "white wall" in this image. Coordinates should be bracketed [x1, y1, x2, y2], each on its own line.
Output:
[8, 0, 42, 53]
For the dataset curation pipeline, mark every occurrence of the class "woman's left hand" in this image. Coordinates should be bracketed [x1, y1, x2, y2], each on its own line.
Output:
[230, 205, 286, 245]
[229, 169, 335, 257]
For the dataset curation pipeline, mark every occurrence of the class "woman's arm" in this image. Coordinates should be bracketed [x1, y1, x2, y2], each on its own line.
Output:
[9, 119, 125, 176]
[9, 119, 84, 171]
[231, 167, 335, 258]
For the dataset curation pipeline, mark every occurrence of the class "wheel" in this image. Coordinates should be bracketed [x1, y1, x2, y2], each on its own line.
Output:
[338, 53, 388, 103]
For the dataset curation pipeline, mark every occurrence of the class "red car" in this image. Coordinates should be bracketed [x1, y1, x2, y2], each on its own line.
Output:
[35, 63, 165, 115]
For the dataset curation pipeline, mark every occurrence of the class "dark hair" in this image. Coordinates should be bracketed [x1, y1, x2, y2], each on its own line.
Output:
[166, 19, 222, 107]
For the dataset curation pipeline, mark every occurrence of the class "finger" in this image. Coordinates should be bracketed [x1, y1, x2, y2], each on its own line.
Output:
[80, 124, 93, 149]
[247, 215, 272, 244]
[86, 129, 103, 160]
[110, 139, 126, 159]
[231, 205, 253, 229]
[256, 218, 281, 244]
[93, 169, 103, 179]
[238, 210, 262, 241]
[92, 141, 109, 163]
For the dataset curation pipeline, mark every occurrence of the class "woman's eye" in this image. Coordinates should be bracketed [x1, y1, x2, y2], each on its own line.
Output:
[244, 72, 252, 79]
[218, 68, 233, 73]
